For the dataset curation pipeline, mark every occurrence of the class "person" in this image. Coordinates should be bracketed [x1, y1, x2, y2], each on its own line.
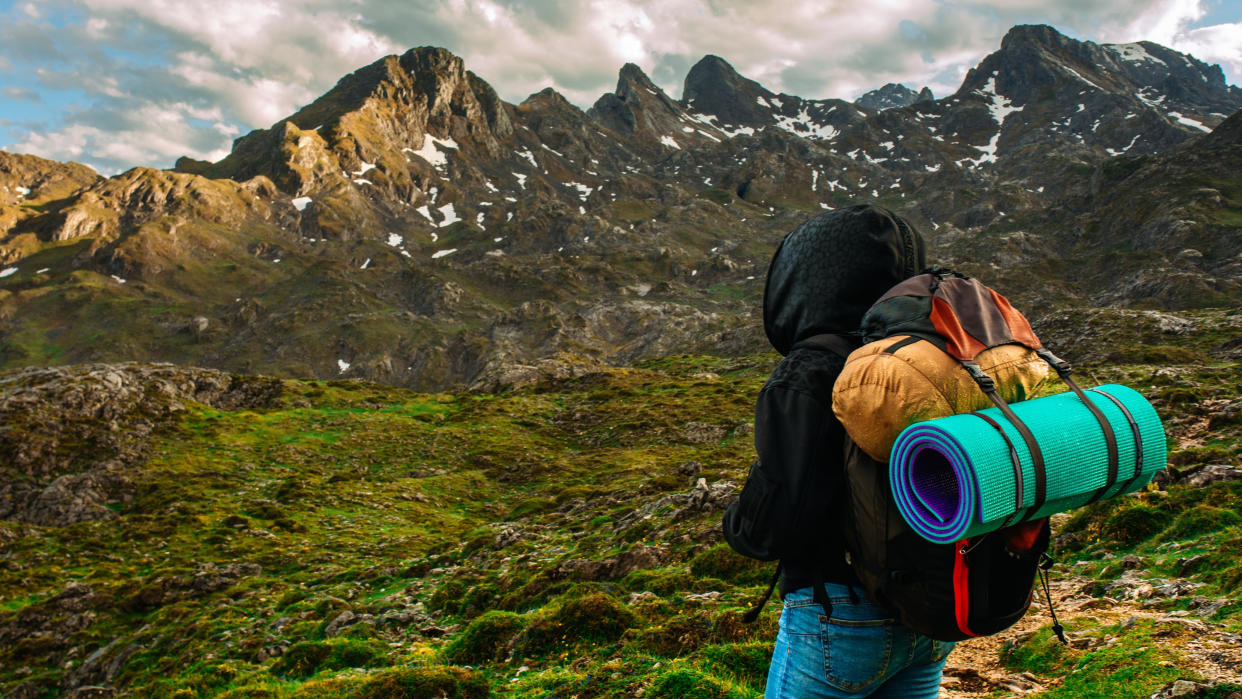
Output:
[722, 204, 954, 697]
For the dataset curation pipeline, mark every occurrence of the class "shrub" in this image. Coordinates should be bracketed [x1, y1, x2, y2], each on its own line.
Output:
[513, 593, 637, 656]
[216, 687, 280, 699]
[355, 665, 492, 699]
[428, 578, 469, 615]
[1100, 505, 1172, 548]
[1158, 505, 1241, 542]
[269, 639, 386, 678]
[441, 611, 527, 665]
[633, 609, 765, 658]
[700, 641, 773, 690]
[689, 544, 771, 585]
[649, 669, 730, 699]
[622, 568, 694, 596]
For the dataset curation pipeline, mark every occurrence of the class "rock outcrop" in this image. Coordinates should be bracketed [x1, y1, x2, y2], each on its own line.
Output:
[0, 363, 282, 526]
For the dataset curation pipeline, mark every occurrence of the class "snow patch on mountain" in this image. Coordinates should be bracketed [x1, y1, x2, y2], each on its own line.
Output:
[406, 134, 458, 168]
[1108, 43, 1166, 66]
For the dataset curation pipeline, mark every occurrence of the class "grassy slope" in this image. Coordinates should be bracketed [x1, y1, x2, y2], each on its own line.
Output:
[1, 355, 1240, 698]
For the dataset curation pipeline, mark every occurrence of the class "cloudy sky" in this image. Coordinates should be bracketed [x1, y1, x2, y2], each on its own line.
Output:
[2, 0, 1239, 175]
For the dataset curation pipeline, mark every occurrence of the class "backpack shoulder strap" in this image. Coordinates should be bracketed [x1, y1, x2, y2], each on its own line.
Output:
[791, 333, 860, 359]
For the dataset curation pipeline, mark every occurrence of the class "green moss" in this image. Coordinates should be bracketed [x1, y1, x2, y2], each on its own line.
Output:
[623, 568, 696, 596]
[1001, 618, 1193, 698]
[1168, 446, 1234, 467]
[507, 497, 557, 519]
[699, 642, 772, 690]
[355, 665, 492, 698]
[1157, 505, 1242, 542]
[609, 199, 659, 223]
[1106, 345, 1205, 364]
[689, 544, 771, 586]
[649, 668, 731, 698]
[696, 188, 735, 206]
[441, 610, 527, 665]
[632, 610, 767, 659]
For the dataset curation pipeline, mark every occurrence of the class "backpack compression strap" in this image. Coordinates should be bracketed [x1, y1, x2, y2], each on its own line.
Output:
[960, 361, 1048, 523]
[1086, 388, 1146, 495]
[794, 333, 861, 359]
[968, 410, 1027, 525]
[1034, 348, 1122, 504]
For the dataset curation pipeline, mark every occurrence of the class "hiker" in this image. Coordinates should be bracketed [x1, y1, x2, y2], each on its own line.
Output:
[722, 204, 953, 697]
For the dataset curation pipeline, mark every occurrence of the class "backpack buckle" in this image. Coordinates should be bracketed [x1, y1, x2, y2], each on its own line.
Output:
[1035, 347, 1073, 377]
[960, 361, 996, 393]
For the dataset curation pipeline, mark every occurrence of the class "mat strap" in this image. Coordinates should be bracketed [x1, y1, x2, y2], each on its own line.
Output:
[1086, 388, 1145, 494]
[969, 411, 1026, 524]
[960, 360, 1047, 523]
[1034, 349, 1120, 503]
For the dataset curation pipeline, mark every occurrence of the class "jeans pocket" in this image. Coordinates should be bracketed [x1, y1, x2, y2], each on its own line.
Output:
[822, 617, 895, 694]
[931, 639, 956, 663]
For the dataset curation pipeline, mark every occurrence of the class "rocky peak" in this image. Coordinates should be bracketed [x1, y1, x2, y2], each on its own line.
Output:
[1203, 108, 1242, 147]
[855, 83, 934, 110]
[999, 23, 1079, 52]
[0, 152, 100, 208]
[589, 63, 700, 147]
[184, 46, 514, 196]
[950, 23, 1242, 161]
[681, 54, 776, 128]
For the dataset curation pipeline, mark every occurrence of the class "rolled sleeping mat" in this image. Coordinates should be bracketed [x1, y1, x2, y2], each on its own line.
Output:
[890, 384, 1166, 544]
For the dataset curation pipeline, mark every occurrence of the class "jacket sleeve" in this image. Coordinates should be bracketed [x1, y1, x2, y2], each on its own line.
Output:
[722, 384, 841, 561]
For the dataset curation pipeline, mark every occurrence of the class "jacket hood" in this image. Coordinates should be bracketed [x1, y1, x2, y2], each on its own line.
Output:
[763, 204, 926, 355]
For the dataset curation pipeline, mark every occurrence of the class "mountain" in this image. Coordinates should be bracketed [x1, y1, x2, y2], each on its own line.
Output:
[1, 25, 1240, 390]
[855, 83, 934, 110]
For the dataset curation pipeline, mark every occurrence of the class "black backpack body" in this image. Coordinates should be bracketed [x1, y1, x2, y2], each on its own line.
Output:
[834, 269, 1080, 642]
[841, 435, 1050, 640]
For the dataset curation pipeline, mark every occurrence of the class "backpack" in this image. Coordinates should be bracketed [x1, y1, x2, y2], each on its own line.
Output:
[832, 268, 1100, 643]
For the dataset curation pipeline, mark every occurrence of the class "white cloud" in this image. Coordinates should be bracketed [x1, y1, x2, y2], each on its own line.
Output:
[1095, 0, 1242, 84]
[2, 0, 1238, 175]
[10, 102, 235, 175]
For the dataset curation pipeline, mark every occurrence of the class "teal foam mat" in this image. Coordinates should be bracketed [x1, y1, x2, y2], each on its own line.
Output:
[889, 384, 1166, 543]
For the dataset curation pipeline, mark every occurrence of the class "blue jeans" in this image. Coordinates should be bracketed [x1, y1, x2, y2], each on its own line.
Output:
[765, 583, 955, 698]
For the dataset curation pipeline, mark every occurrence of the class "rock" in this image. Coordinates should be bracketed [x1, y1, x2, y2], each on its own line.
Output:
[68, 687, 116, 698]
[191, 562, 261, 594]
[1154, 579, 1204, 598]
[1176, 555, 1207, 576]
[7, 466, 125, 527]
[1188, 597, 1229, 618]
[681, 422, 728, 444]
[1180, 464, 1242, 487]
[1152, 679, 1211, 698]
[1120, 554, 1142, 569]
[324, 610, 358, 638]
[189, 316, 210, 341]
[610, 544, 670, 578]
[61, 636, 137, 694]
[554, 544, 669, 581]
[554, 558, 611, 581]
[493, 525, 526, 549]
[677, 461, 703, 477]
[626, 591, 658, 605]
[0, 364, 282, 526]
[676, 478, 736, 517]
[1175, 249, 1204, 268]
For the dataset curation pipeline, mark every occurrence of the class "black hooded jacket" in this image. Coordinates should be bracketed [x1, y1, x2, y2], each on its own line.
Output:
[722, 204, 925, 594]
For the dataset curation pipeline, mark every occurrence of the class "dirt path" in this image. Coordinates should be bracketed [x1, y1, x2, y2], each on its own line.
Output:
[939, 576, 1242, 697]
